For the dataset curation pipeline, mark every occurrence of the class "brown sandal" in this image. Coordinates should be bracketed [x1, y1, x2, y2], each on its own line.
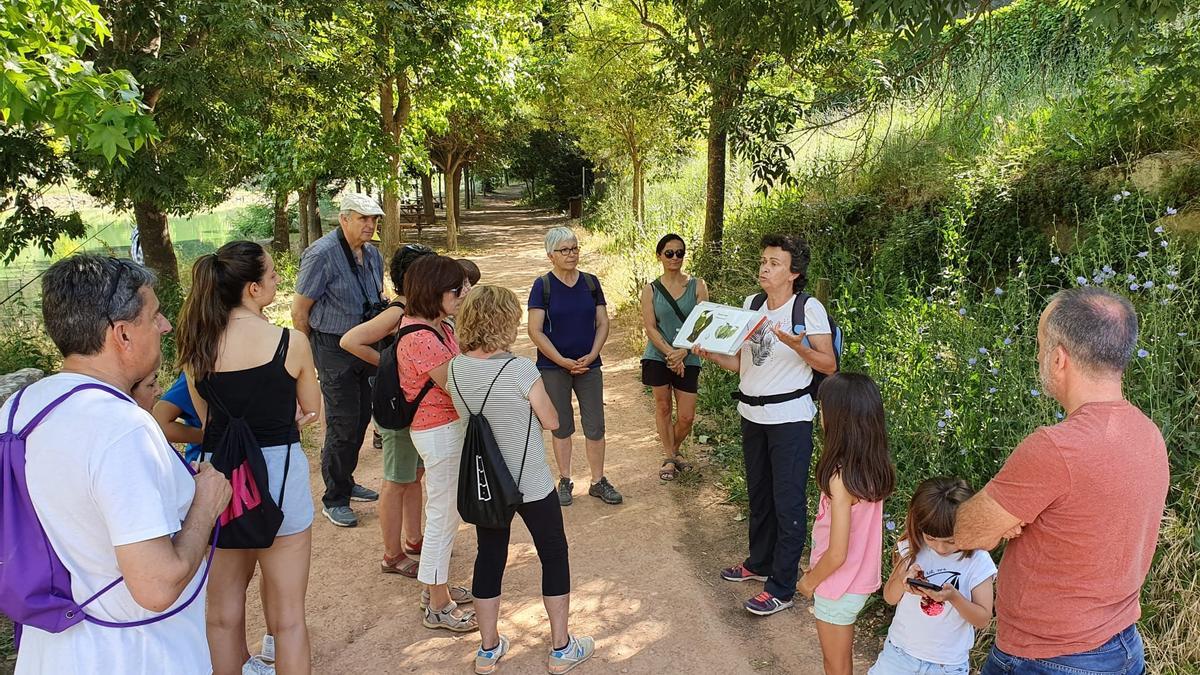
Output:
[660, 458, 679, 481]
[381, 555, 419, 578]
[404, 538, 423, 556]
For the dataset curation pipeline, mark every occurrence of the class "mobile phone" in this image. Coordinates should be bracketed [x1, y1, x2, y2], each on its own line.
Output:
[906, 578, 944, 592]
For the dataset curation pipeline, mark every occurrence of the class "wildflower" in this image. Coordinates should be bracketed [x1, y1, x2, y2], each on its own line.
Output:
[1137, 250, 1149, 258]
[959, 448, 967, 455]
[1166, 283, 1178, 291]
[1160, 240, 1168, 248]
[1167, 267, 1179, 277]
[978, 347, 989, 355]
[1155, 225, 1165, 233]
[1178, 332, 1188, 337]
[1076, 276, 1088, 286]
[943, 409, 954, 418]
[886, 520, 897, 531]
[1143, 280, 1154, 289]
[1127, 274, 1137, 282]
[968, 357, 977, 367]
[990, 368, 999, 375]
[937, 420, 946, 429]
[988, 387, 998, 394]
[958, 308, 967, 317]
[1129, 283, 1140, 291]
[1003, 338, 1012, 345]
[1166, 206, 1178, 216]
[1161, 299, 1169, 305]
[1112, 193, 1123, 202]
[1051, 255, 1061, 265]
[1122, 190, 1131, 197]
[1030, 389, 1040, 397]
[926, 295, 934, 302]
[994, 287, 1004, 296]
[1092, 274, 1105, 284]
[1137, 349, 1149, 358]
[1055, 412, 1064, 420]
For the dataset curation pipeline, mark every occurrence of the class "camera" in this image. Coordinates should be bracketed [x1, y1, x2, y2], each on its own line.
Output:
[362, 299, 390, 323]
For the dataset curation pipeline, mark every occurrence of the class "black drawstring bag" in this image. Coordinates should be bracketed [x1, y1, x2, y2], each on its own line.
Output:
[200, 381, 290, 549]
[454, 359, 531, 529]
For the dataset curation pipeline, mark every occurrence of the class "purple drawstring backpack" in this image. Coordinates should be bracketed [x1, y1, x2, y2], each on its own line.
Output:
[0, 383, 218, 647]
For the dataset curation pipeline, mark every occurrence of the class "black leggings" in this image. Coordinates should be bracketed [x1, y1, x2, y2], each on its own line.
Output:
[472, 490, 570, 600]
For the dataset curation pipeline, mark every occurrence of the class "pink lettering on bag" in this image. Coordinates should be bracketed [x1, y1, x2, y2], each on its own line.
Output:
[220, 462, 262, 526]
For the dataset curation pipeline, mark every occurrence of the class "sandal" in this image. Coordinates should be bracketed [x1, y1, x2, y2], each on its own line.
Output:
[381, 554, 419, 578]
[672, 455, 692, 473]
[404, 538, 423, 556]
[660, 458, 679, 481]
[422, 601, 478, 633]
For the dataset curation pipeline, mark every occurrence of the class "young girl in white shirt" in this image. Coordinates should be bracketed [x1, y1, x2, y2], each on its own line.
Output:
[871, 477, 997, 675]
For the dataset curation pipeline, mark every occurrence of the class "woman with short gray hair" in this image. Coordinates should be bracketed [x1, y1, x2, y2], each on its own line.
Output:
[526, 226, 622, 506]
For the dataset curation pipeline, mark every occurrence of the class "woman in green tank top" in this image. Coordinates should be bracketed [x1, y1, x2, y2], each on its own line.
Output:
[639, 234, 709, 481]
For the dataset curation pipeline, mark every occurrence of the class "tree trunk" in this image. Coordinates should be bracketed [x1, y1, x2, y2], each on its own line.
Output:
[307, 179, 322, 243]
[452, 165, 462, 224]
[445, 162, 462, 250]
[271, 191, 290, 254]
[632, 159, 645, 225]
[297, 189, 310, 249]
[464, 164, 472, 210]
[134, 201, 179, 285]
[421, 173, 435, 223]
[704, 106, 728, 255]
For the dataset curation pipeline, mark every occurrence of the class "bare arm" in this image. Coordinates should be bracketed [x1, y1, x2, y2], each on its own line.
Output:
[798, 475, 853, 597]
[287, 329, 322, 428]
[696, 277, 710, 303]
[526, 308, 574, 369]
[641, 285, 676, 356]
[954, 490, 1025, 551]
[882, 548, 917, 606]
[692, 344, 741, 373]
[339, 306, 403, 366]
[528, 378, 559, 431]
[114, 464, 230, 612]
[150, 400, 204, 446]
[291, 294, 316, 336]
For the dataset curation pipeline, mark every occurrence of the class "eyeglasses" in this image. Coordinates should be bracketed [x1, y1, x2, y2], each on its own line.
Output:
[663, 249, 686, 259]
[104, 257, 131, 328]
[553, 246, 580, 256]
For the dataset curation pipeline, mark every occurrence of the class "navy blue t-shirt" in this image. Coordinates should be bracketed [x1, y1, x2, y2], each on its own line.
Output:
[528, 272, 606, 370]
[160, 373, 203, 462]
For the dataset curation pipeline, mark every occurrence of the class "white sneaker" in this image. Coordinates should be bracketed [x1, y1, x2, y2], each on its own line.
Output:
[242, 655, 275, 675]
[260, 634, 275, 663]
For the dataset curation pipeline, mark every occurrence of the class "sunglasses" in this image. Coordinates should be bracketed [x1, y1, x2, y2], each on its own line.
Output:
[451, 282, 472, 298]
[553, 246, 580, 256]
[662, 249, 686, 259]
[104, 257, 132, 328]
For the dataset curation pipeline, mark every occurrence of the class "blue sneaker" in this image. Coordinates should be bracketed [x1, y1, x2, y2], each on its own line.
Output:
[548, 634, 595, 674]
[475, 635, 509, 674]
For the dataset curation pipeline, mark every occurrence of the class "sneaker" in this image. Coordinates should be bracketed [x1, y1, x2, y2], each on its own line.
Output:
[420, 585, 474, 610]
[744, 591, 794, 616]
[322, 505, 358, 528]
[242, 656, 275, 675]
[422, 601, 478, 633]
[350, 484, 379, 502]
[548, 634, 595, 674]
[720, 563, 768, 583]
[557, 477, 574, 506]
[588, 477, 622, 505]
[475, 635, 510, 674]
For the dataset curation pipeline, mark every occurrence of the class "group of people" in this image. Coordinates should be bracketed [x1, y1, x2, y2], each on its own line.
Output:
[1, 190, 1170, 675]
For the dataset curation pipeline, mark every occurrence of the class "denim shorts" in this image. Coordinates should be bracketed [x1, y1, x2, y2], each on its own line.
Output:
[980, 624, 1145, 675]
[812, 592, 870, 625]
[869, 639, 968, 675]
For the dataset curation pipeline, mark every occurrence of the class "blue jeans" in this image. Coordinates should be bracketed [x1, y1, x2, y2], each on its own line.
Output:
[981, 625, 1145, 675]
[869, 639, 968, 675]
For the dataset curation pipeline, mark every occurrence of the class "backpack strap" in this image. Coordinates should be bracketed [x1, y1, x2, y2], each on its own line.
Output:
[582, 272, 599, 304]
[794, 293, 810, 335]
[749, 292, 767, 312]
[514, 404, 533, 490]
[651, 279, 688, 323]
[540, 273, 553, 309]
[16, 383, 132, 439]
[450, 358, 516, 417]
[397, 323, 447, 408]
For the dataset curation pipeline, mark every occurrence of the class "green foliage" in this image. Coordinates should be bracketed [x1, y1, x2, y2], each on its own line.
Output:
[230, 204, 280, 240]
[0, 317, 59, 374]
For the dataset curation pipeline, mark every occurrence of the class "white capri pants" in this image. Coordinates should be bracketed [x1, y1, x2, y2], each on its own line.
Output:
[410, 419, 466, 586]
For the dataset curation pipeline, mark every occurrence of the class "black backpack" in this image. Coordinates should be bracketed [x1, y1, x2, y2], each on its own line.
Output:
[373, 323, 445, 431]
[198, 380, 290, 549]
[734, 292, 844, 405]
[453, 359, 531, 529]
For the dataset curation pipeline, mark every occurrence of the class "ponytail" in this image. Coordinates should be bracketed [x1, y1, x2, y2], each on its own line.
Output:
[176, 241, 266, 381]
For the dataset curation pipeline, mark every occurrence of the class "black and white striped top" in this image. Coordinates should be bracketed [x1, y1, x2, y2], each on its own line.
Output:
[446, 354, 555, 503]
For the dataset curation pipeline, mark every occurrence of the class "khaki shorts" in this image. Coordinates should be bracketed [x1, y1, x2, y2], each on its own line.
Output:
[540, 367, 605, 440]
[379, 425, 423, 483]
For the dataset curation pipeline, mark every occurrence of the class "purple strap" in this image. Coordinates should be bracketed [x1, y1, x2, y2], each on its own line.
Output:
[10, 380, 212, 626]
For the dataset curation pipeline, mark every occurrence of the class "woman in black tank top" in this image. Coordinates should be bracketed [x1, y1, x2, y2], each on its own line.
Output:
[177, 240, 321, 675]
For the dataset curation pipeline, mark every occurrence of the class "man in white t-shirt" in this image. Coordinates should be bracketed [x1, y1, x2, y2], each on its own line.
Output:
[2, 255, 230, 674]
[694, 234, 837, 617]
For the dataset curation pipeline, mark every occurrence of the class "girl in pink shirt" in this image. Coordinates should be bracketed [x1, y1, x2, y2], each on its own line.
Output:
[799, 373, 896, 675]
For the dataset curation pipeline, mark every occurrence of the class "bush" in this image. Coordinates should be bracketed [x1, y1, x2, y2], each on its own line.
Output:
[230, 204, 277, 240]
[0, 318, 59, 374]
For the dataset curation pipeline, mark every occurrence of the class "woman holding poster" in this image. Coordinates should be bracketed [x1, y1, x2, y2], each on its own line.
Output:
[639, 233, 709, 481]
[692, 233, 838, 618]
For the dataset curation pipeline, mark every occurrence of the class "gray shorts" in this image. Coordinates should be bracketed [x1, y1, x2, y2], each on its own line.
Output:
[263, 442, 315, 537]
[541, 367, 605, 440]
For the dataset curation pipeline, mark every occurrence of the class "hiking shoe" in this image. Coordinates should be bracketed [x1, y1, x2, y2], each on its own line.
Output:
[588, 477, 622, 505]
[548, 634, 595, 674]
[420, 585, 474, 610]
[720, 563, 768, 583]
[350, 484, 379, 502]
[475, 635, 510, 674]
[422, 601, 478, 633]
[557, 477, 574, 506]
[322, 505, 358, 528]
[744, 591, 794, 616]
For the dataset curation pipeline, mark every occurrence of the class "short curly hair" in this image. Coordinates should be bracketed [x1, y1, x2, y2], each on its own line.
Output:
[456, 285, 522, 353]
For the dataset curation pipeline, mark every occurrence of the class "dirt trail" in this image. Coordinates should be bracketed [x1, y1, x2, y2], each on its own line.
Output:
[245, 188, 843, 673]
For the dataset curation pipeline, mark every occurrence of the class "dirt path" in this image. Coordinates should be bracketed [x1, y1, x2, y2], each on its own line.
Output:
[245, 188, 843, 673]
